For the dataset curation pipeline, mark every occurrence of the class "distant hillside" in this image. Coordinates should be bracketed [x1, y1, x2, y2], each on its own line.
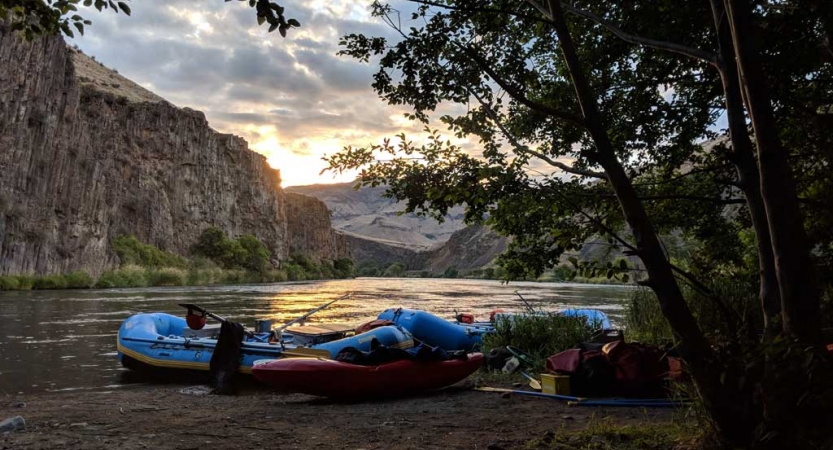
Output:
[285, 182, 466, 249]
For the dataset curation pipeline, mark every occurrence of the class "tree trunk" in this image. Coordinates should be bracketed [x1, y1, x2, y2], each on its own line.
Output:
[722, 0, 821, 344]
[540, 1, 768, 445]
[708, 0, 781, 329]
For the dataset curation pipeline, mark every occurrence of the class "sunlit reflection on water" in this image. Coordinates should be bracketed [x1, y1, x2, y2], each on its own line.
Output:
[0, 278, 633, 394]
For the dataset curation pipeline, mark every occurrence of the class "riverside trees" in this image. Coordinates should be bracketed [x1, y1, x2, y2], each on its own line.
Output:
[326, 1, 833, 447]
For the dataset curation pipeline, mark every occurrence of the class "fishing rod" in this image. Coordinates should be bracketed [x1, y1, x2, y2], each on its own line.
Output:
[270, 292, 352, 339]
[514, 290, 535, 313]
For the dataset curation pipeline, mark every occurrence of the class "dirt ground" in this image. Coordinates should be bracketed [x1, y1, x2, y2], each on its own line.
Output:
[0, 378, 677, 450]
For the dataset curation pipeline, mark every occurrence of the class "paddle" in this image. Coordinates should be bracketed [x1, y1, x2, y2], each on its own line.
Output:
[520, 372, 542, 391]
[475, 387, 687, 407]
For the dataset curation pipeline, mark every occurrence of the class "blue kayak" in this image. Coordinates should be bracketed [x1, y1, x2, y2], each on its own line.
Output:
[117, 313, 414, 376]
[377, 308, 612, 352]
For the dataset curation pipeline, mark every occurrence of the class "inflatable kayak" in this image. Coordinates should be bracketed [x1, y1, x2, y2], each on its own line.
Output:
[377, 308, 613, 352]
[117, 313, 413, 377]
[252, 353, 484, 398]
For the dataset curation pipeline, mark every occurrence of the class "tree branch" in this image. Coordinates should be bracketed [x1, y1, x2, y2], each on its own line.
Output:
[524, 1, 719, 67]
[461, 45, 587, 128]
[591, 194, 747, 204]
[404, 0, 551, 24]
[469, 90, 608, 180]
[559, 4, 719, 67]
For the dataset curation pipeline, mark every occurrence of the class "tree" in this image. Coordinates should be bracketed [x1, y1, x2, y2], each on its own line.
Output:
[329, 1, 832, 447]
[0, 0, 299, 40]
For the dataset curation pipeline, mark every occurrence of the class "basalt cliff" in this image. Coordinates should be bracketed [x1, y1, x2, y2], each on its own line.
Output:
[0, 27, 345, 276]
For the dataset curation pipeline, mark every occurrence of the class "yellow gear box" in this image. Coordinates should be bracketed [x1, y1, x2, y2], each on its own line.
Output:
[540, 373, 571, 395]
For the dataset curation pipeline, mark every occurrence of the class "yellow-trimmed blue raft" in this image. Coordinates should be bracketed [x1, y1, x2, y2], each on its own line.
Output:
[117, 313, 413, 378]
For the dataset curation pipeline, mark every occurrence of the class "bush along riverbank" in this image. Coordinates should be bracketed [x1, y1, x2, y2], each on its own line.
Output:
[0, 229, 354, 291]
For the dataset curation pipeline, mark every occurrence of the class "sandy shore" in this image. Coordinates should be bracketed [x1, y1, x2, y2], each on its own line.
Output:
[0, 379, 675, 450]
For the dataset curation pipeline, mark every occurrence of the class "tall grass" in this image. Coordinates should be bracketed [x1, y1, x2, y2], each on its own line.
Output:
[0, 272, 94, 290]
[482, 314, 596, 371]
[625, 279, 761, 345]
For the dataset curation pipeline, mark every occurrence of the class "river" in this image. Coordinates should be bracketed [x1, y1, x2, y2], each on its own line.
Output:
[0, 278, 634, 394]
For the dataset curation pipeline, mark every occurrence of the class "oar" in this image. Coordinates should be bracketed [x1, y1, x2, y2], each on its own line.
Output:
[271, 292, 352, 338]
[475, 387, 687, 407]
[520, 372, 542, 391]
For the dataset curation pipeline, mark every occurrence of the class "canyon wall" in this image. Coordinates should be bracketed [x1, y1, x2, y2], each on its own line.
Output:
[285, 193, 348, 261]
[0, 28, 343, 276]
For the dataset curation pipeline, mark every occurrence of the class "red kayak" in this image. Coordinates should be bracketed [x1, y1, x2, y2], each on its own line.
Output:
[252, 353, 483, 398]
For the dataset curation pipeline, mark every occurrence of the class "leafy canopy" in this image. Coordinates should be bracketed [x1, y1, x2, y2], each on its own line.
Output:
[0, 0, 300, 39]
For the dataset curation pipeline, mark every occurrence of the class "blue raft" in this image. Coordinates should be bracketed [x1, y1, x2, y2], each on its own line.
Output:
[117, 313, 413, 376]
[377, 308, 612, 352]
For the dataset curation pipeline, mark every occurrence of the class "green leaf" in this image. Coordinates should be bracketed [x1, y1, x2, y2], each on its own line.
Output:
[567, 257, 578, 267]
[257, 15, 265, 25]
[287, 18, 300, 27]
[117, 2, 130, 15]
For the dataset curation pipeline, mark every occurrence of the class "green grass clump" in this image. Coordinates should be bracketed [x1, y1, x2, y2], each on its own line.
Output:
[147, 267, 187, 287]
[64, 271, 94, 288]
[32, 274, 68, 290]
[0, 275, 22, 290]
[482, 313, 595, 371]
[95, 264, 149, 288]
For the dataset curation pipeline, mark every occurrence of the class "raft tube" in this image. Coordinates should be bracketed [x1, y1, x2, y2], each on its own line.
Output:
[116, 313, 413, 377]
[377, 308, 487, 351]
[252, 353, 484, 398]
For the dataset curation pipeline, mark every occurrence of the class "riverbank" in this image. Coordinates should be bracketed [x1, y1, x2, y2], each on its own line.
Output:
[0, 380, 695, 450]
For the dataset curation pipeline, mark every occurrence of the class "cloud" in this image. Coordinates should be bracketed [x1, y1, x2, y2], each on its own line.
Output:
[68, 1, 480, 186]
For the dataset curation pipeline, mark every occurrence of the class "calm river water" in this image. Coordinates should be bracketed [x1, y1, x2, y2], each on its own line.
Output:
[0, 278, 633, 394]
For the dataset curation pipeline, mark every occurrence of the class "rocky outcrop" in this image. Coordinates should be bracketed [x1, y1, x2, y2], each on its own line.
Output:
[341, 231, 423, 269]
[0, 29, 339, 276]
[285, 193, 349, 261]
[421, 224, 508, 272]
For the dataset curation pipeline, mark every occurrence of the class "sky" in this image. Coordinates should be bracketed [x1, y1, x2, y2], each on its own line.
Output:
[68, 0, 463, 187]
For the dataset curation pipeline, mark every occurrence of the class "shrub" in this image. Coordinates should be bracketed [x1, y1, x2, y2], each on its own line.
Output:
[284, 263, 305, 281]
[192, 227, 272, 271]
[334, 258, 354, 278]
[384, 262, 404, 277]
[237, 234, 271, 272]
[64, 271, 94, 288]
[482, 313, 595, 371]
[442, 266, 459, 278]
[113, 235, 187, 268]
